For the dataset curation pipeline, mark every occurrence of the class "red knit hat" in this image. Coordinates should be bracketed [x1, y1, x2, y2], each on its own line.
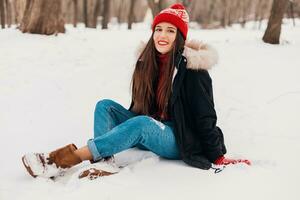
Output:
[152, 3, 189, 40]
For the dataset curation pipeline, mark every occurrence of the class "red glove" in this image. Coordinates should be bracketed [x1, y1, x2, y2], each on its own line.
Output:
[214, 156, 251, 166]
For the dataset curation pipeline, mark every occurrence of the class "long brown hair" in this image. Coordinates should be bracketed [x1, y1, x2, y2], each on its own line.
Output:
[131, 31, 185, 116]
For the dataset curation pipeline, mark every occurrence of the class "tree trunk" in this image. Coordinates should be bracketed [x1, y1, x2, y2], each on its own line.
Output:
[73, 0, 77, 27]
[128, 0, 136, 29]
[182, 0, 192, 8]
[117, 0, 124, 23]
[19, 0, 65, 35]
[0, 0, 5, 28]
[227, 0, 233, 26]
[207, 0, 217, 25]
[254, 0, 263, 28]
[263, 0, 289, 44]
[91, 0, 101, 28]
[288, 0, 296, 26]
[5, 0, 11, 27]
[83, 0, 87, 27]
[102, 0, 110, 29]
[241, 0, 247, 27]
[13, 0, 26, 25]
[221, 0, 229, 27]
[148, 0, 159, 18]
[148, 0, 166, 19]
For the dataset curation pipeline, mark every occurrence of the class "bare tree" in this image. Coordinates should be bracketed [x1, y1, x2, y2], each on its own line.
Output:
[19, 0, 65, 35]
[3, 0, 299, 30]
[102, 0, 110, 29]
[263, 0, 289, 44]
[73, 0, 78, 27]
[13, 0, 27, 25]
[128, 0, 136, 29]
[148, 0, 161, 17]
[182, 0, 193, 8]
[240, 0, 253, 27]
[207, 0, 217, 25]
[221, 0, 229, 27]
[116, 0, 125, 23]
[255, 0, 269, 29]
[83, 0, 87, 26]
[5, 0, 11, 27]
[91, 0, 101, 28]
[288, 0, 296, 26]
[148, 0, 170, 18]
[0, 0, 5, 28]
[254, 0, 263, 23]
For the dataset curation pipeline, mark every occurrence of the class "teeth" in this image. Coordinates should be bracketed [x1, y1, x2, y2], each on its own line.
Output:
[158, 41, 168, 45]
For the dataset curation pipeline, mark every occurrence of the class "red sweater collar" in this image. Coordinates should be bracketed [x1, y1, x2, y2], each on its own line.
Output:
[157, 53, 169, 67]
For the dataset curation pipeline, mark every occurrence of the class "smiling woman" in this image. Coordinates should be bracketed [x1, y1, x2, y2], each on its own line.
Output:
[153, 22, 177, 54]
[21, 3, 250, 181]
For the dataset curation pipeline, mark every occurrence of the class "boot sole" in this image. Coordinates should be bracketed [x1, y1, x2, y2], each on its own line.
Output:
[22, 156, 37, 178]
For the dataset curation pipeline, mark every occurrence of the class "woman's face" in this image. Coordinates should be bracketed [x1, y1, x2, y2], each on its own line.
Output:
[153, 22, 177, 54]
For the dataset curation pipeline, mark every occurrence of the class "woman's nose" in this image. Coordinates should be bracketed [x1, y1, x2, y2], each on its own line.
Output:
[160, 30, 167, 38]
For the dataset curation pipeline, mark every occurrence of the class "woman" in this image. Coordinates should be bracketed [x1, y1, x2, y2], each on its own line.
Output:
[22, 4, 250, 179]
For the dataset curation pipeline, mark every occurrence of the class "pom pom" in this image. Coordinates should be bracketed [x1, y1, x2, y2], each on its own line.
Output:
[170, 3, 185, 10]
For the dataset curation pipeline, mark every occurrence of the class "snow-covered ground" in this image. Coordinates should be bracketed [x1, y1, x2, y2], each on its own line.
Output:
[1, 20, 300, 200]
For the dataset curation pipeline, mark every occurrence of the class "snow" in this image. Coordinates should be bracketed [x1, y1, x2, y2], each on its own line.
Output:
[1, 20, 300, 200]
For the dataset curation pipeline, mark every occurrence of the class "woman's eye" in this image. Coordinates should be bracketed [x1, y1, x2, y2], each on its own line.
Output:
[168, 30, 175, 33]
[155, 28, 162, 32]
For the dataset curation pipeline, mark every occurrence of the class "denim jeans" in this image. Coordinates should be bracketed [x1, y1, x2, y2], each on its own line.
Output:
[87, 99, 180, 161]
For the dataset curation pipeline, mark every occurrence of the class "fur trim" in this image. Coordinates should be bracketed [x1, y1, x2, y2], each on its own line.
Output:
[183, 39, 218, 70]
[135, 39, 218, 70]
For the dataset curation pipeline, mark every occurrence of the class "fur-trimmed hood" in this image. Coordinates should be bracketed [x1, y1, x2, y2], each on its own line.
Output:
[135, 39, 218, 70]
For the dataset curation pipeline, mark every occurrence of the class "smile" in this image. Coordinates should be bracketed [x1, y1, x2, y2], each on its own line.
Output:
[158, 40, 169, 46]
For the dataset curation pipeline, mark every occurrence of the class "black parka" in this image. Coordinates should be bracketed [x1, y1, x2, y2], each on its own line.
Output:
[131, 40, 227, 170]
[169, 51, 226, 170]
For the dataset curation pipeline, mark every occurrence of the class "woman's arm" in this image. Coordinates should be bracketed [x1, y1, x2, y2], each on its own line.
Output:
[185, 69, 226, 162]
[185, 70, 251, 166]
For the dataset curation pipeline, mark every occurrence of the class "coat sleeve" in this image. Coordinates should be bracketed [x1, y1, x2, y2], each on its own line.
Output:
[185, 69, 226, 162]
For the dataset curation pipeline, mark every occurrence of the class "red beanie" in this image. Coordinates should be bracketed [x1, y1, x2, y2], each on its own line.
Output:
[152, 3, 189, 40]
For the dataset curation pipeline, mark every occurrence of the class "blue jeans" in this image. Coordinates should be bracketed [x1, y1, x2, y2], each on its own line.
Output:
[87, 99, 180, 161]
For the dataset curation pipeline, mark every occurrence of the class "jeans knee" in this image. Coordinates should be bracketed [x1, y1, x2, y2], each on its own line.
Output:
[131, 115, 152, 126]
[136, 116, 166, 130]
[127, 116, 157, 138]
[95, 99, 115, 112]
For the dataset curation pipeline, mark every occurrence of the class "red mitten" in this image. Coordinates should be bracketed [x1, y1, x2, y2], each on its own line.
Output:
[214, 156, 251, 166]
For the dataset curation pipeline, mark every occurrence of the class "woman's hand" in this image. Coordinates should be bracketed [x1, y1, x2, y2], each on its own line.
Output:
[214, 156, 251, 166]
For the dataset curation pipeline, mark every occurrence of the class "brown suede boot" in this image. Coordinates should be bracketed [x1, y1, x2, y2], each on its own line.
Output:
[22, 144, 82, 178]
[48, 144, 82, 168]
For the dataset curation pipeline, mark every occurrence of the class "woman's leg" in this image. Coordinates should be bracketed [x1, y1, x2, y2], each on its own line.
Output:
[58, 99, 135, 163]
[93, 99, 136, 138]
[87, 116, 180, 161]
